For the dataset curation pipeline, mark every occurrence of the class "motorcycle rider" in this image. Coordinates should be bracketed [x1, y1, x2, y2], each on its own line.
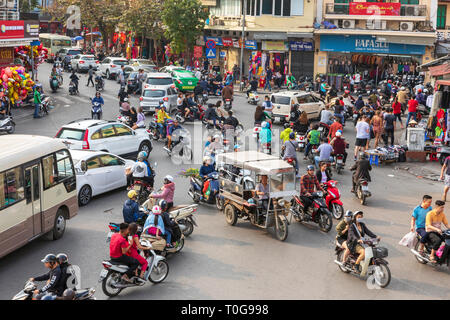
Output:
[336, 210, 353, 264]
[330, 130, 348, 164]
[204, 103, 218, 127]
[222, 83, 233, 105]
[158, 200, 178, 249]
[69, 71, 79, 93]
[128, 151, 153, 188]
[320, 105, 334, 126]
[425, 200, 449, 263]
[143, 205, 168, 243]
[300, 165, 325, 215]
[354, 95, 365, 112]
[224, 110, 239, 129]
[259, 121, 272, 154]
[118, 84, 129, 108]
[304, 124, 321, 159]
[347, 211, 380, 272]
[200, 156, 215, 182]
[350, 152, 372, 193]
[29, 254, 65, 297]
[49, 67, 59, 90]
[91, 91, 104, 119]
[151, 175, 175, 211]
[167, 119, 183, 150]
[157, 102, 171, 140]
[109, 222, 140, 283]
[126, 222, 151, 280]
[280, 123, 293, 144]
[246, 77, 258, 97]
[255, 175, 270, 212]
[123, 190, 145, 223]
[410, 195, 433, 255]
[194, 82, 204, 103]
[56, 253, 72, 290]
[314, 138, 334, 169]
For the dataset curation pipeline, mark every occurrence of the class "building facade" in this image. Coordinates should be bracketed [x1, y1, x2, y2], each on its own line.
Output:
[201, 0, 316, 79]
[436, 0, 450, 56]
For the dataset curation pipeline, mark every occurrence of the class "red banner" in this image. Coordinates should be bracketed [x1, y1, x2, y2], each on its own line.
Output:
[0, 20, 25, 39]
[349, 2, 401, 16]
[222, 37, 233, 46]
[194, 46, 203, 58]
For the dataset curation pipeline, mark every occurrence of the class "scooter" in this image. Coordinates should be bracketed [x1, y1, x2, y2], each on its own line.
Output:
[188, 171, 222, 210]
[322, 180, 344, 220]
[163, 128, 192, 161]
[99, 239, 169, 298]
[39, 95, 52, 117]
[95, 76, 104, 91]
[0, 115, 15, 134]
[353, 178, 371, 205]
[247, 91, 259, 105]
[334, 154, 345, 174]
[410, 230, 450, 268]
[224, 98, 232, 111]
[50, 76, 59, 93]
[91, 101, 102, 120]
[296, 133, 306, 152]
[290, 192, 333, 232]
[334, 237, 391, 288]
[68, 81, 78, 95]
[12, 280, 96, 300]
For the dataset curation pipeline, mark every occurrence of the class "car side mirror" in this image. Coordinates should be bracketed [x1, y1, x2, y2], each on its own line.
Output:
[80, 161, 87, 172]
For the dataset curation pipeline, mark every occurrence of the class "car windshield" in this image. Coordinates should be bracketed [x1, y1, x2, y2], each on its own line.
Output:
[271, 95, 291, 105]
[56, 128, 85, 140]
[68, 49, 82, 55]
[143, 90, 165, 98]
[113, 60, 128, 65]
[147, 78, 172, 85]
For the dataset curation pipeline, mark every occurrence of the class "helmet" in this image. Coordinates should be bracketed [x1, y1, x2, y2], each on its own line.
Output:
[56, 253, 68, 264]
[152, 205, 161, 215]
[213, 134, 221, 141]
[284, 123, 290, 129]
[137, 151, 147, 160]
[352, 210, 363, 219]
[159, 99, 164, 105]
[401, 86, 405, 91]
[424, 89, 428, 93]
[289, 132, 296, 139]
[127, 190, 137, 199]
[41, 254, 57, 264]
[344, 210, 353, 218]
[261, 121, 267, 128]
[164, 175, 174, 182]
[417, 88, 422, 93]
[335, 131, 342, 137]
[123, 97, 128, 102]
[388, 80, 392, 83]
[234, 144, 241, 150]
[307, 165, 315, 171]
[62, 289, 75, 300]
[41, 294, 56, 300]
[158, 200, 168, 210]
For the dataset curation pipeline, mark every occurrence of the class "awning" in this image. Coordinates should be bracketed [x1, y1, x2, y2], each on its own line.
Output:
[419, 55, 450, 70]
[429, 63, 450, 77]
[436, 80, 450, 86]
[436, 43, 450, 56]
[286, 32, 314, 38]
[377, 35, 436, 46]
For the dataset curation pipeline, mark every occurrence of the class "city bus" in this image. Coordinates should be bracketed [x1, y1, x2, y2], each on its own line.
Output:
[39, 33, 73, 62]
[0, 135, 78, 259]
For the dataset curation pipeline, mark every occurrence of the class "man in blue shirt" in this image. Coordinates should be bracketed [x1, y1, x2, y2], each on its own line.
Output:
[410, 194, 433, 253]
[123, 190, 145, 223]
[168, 119, 183, 149]
[200, 156, 215, 179]
[314, 138, 334, 169]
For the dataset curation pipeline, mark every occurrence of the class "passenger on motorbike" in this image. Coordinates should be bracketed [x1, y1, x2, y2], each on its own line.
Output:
[259, 121, 272, 154]
[204, 103, 218, 127]
[320, 105, 333, 126]
[282, 132, 300, 174]
[123, 190, 145, 224]
[49, 67, 59, 89]
[118, 84, 129, 107]
[215, 100, 227, 123]
[120, 97, 131, 116]
[158, 200, 177, 249]
[194, 83, 204, 103]
[347, 211, 380, 272]
[30, 254, 66, 297]
[316, 162, 331, 184]
[222, 84, 233, 104]
[157, 102, 171, 140]
[330, 131, 348, 164]
[144, 205, 169, 244]
[128, 151, 153, 188]
[151, 175, 175, 211]
[410, 195, 433, 255]
[126, 223, 151, 280]
[350, 152, 372, 193]
[336, 210, 353, 264]
[314, 138, 334, 169]
[416, 89, 426, 105]
[290, 103, 301, 123]
[109, 223, 140, 283]
[304, 124, 321, 159]
[425, 200, 449, 263]
[280, 123, 293, 144]
[300, 165, 325, 214]
[224, 110, 239, 129]
[354, 95, 365, 112]
[56, 253, 72, 290]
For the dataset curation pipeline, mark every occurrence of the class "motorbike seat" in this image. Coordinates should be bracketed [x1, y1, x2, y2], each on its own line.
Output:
[108, 261, 129, 268]
[168, 205, 191, 212]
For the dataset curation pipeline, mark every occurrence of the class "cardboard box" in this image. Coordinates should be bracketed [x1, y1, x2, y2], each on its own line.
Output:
[406, 151, 427, 162]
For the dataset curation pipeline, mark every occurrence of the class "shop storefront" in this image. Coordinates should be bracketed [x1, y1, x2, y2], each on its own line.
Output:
[319, 34, 427, 88]
[289, 40, 314, 79]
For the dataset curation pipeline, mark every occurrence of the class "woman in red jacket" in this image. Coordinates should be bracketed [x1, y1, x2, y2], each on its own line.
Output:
[392, 96, 404, 129]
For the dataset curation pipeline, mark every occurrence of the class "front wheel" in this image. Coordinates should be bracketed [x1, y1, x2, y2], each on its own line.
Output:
[224, 204, 237, 226]
[174, 238, 184, 253]
[275, 216, 288, 241]
[318, 210, 333, 232]
[102, 272, 123, 297]
[7, 122, 15, 134]
[371, 263, 391, 288]
[332, 203, 344, 220]
[149, 260, 169, 284]
[215, 195, 223, 211]
[139, 141, 152, 155]
[182, 220, 194, 237]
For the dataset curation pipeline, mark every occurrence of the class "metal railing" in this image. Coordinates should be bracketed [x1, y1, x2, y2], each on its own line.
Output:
[325, 3, 427, 17]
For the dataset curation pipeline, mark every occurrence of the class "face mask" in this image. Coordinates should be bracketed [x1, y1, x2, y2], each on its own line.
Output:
[344, 217, 352, 223]
[357, 217, 364, 223]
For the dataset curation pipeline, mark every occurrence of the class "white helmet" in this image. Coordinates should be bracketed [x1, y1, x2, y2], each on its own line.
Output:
[401, 87, 405, 91]
[261, 121, 267, 128]
[213, 134, 221, 141]
[124, 97, 129, 102]
[164, 175, 174, 182]
[423, 89, 428, 93]
[152, 205, 161, 215]
[203, 156, 211, 163]
[336, 131, 342, 137]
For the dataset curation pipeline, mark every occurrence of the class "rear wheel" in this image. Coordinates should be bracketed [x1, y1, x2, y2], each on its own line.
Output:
[52, 209, 66, 240]
[174, 238, 184, 253]
[414, 240, 428, 264]
[102, 272, 123, 297]
[149, 260, 169, 284]
[139, 141, 152, 155]
[332, 203, 344, 220]
[7, 122, 15, 134]
[106, 70, 111, 79]
[224, 204, 237, 226]
[215, 195, 223, 211]
[319, 211, 333, 232]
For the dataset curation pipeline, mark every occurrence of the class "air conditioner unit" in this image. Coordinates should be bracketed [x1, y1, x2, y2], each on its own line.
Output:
[405, 6, 415, 16]
[400, 22, 414, 31]
[342, 19, 355, 29]
[366, 20, 386, 30]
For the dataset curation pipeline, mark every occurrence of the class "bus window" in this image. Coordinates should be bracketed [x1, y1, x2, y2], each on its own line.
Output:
[56, 150, 74, 181]
[53, 39, 71, 47]
[42, 155, 57, 189]
[1, 168, 24, 208]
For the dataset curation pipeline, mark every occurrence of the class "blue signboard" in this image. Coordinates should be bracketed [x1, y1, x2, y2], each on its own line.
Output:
[320, 35, 426, 55]
[245, 40, 257, 50]
[290, 41, 313, 51]
[204, 36, 223, 46]
[206, 48, 216, 59]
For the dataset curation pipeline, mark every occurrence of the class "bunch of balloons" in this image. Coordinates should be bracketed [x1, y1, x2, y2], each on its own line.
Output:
[14, 45, 48, 70]
[0, 66, 35, 105]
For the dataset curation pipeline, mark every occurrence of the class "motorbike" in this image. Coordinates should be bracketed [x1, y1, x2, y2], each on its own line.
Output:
[50, 76, 59, 93]
[68, 81, 78, 95]
[99, 238, 169, 297]
[95, 76, 104, 91]
[322, 180, 344, 220]
[307, 144, 319, 165]
[188, 171, 222, 210]
[285, 157, 298, 175]
[410, 231, 450, 268]
[318, 122, 330, 140]
[334, 237, 391, 288]
[163, 128, 192, 161]
[290, 192, 333, 232]
[253, 123, 262, 141]
[0, 115, 15, 134]
[334, 154, 345, 174]
[353, 178, 371, 205]
[12, 280, 96, 300]
[131, 178, 154, 205]
[39, 95, 52, 117]
[148, 119, 160, 141]
[90, 98, 102, 120]
[247, 91, 259, 105]
[224, 98, 232, 111]
[296, 133, 306, 152]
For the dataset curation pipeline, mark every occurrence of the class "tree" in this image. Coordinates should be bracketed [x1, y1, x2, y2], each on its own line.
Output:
[161, 0, 208, 58]
[20, 0, 40, 13]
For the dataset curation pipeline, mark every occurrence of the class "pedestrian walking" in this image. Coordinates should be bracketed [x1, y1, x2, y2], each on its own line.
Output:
[383, 107, 396, 146]
[33, 86, 42, 119]
[405, 95, 418, 138]
[392, 96, 404, 129]
[439, 155, 450, 201]
[264, 68, 272, 92]
[86, 66, 94, 87]
[354, 115, 370, 161]
[370, 110, 383, 148]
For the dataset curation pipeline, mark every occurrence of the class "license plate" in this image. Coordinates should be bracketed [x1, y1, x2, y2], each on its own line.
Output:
[99, 269, 108, 282]
[318, 127, 324, 131]
[337, 159, 343, 164]
[299, 143, 304, 148]
[188, 81, 192, 85]
[437, 153, 441, 158]
[226, 101, 231, 105]
[362, 185, 369, 191]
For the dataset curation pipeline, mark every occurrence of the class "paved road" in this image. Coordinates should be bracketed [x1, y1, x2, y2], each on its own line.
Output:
[1, 63, 449, 300]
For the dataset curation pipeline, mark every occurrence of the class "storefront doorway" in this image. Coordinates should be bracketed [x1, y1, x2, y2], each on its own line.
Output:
[291, 51, 314, 79]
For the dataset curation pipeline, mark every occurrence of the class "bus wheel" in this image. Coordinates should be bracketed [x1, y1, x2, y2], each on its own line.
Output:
[52, 209, 66, 240]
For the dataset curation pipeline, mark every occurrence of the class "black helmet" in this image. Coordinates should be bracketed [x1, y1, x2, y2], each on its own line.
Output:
[41, 254, 57, 264]
[56, 253, 68, 264]
[62, 288, 75, 300]
[158, 200, 168, 211]
[284, 122, 290, 129]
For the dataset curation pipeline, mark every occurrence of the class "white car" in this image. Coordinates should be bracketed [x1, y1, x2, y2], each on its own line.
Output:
[70, 150, 135, 205]
[71, 54, 98, 73]
[270, 91, 325, 123]
[98, 57, 129, 79]
[159, 66, 184, 73]
[55, 119, 152, 158]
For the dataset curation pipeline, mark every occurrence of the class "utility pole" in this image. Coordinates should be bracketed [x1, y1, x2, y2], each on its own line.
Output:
[239, 0, 246, 91]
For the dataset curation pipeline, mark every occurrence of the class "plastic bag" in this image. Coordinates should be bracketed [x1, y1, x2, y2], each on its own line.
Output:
[436, 244, 445, 258]
[398, 231, 417, 249]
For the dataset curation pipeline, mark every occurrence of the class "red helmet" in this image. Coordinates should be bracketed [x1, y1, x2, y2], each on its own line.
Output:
[417, 88, 422, 93]
[388, 80, 392, 83]
[344, 90, 350, 94]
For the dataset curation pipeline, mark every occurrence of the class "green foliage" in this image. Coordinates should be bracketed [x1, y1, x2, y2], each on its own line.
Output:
[20, 0, 40, 13]
[161, 0, 208, 54]
[178, 168, 200, 179]
[121, 0, 164, 40]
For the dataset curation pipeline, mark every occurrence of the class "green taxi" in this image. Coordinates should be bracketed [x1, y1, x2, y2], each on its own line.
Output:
[170, 69, 198, 91]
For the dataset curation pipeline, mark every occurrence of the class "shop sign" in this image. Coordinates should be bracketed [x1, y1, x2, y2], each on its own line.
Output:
[220, 51, 226, 58]
[194, 46, 203, 58]
[289, 41, 313, 51]
[24, 20, 39, 39]
[0, 20, 24, 39]
[233, 39, 257, 50]
[262, 41, 288, 51]
[222, 37, 233, 46]
[204, 36, 222, 46]
[349, 2, 401, 16]
[0, 47, 13, 66]
[320, 35, 426, 55]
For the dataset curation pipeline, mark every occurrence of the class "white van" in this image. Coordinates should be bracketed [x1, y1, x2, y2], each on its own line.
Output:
[270, 91, 325, 123]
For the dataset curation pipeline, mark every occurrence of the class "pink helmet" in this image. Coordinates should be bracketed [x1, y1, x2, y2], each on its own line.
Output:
[152, 205, 162, 215]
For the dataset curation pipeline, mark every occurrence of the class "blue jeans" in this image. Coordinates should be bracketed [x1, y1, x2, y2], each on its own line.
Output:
[314, 156, 334, 168]
[34, 103, 40, 117]
[264, 79, 271, 91]
[406, 112, 417, 127]
[157, 123, 165, 137]
[165, 230, 172, 244]
[334, 113, 345, 125]
[304, 143, 318, 157]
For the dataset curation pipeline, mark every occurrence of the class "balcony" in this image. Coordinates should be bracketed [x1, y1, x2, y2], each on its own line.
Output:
[324, 3, 427, 21]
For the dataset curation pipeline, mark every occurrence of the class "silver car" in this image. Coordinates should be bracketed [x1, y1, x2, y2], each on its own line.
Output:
[139, 86, 177, 114]
[71, 54, 98, 73]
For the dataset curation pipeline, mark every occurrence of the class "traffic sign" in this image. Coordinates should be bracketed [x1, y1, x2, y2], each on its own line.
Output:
[220, 51, 226, 58]
[206, 40, 216, 49]
[206, 48, 216, 59]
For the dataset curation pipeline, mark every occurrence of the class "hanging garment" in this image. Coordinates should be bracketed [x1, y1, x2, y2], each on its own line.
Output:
[404, 64, 410, 73]
[398, 64, 404, 73]
[392, 63, 398, 74]
[430, 91, 443, 119]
